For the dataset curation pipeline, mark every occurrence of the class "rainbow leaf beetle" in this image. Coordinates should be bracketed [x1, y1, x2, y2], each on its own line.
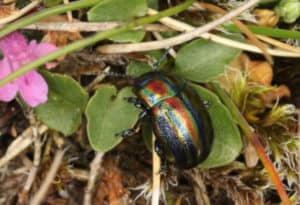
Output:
[117, 69, 214, 169]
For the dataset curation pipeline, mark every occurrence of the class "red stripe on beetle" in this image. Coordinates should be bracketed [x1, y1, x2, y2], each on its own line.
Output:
[146, 79, 168, 95]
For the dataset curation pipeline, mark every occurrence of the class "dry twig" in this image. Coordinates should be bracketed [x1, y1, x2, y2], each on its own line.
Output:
[97, 7, 300, 57]
[98, 0, 261, 54]
[257, 35, 300, 53]
[21, 128, 43, 200]
[63, 0, 73, 22]
[0, 0, 41, 25]
[0, 125, 47, 168]
[152, 133, 161, 205]
[29, 149, 66, 205]
[83, 152, 104, 205]
[23, 22, 172, 32]
[193, 2, 273, 64]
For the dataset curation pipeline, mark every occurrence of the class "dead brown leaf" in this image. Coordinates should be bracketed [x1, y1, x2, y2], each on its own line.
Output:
[253, 9, 279, 27]
[0, 5, 18, 19]
[44, 197, 68, 205]
[40, 15, 82, 47]
[95, 159, 129, 205]
[259, 84, 291, 104]
[247, 61, 273, 86]
[42, 31, 82, 47]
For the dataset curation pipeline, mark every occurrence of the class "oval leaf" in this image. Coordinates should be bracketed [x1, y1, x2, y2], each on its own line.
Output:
[190, 84, 242, 168]
[35, 71, 88, 136]
[127, 60, 152, 76]
[88, 0, 147, 22]
[174, 38, 241, 82]
[86, 85, 140, 151]
[109, 30, 145, 43]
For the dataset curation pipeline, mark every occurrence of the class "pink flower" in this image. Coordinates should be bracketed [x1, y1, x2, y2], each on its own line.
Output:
[0, 32, 57, 107]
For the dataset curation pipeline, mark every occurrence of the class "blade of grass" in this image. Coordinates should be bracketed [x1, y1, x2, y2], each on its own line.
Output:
[224, 24, 300, 39]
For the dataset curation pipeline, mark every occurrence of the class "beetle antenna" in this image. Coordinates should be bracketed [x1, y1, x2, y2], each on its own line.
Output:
[152, 48, 171, 71]
[101, 70, 136, 79]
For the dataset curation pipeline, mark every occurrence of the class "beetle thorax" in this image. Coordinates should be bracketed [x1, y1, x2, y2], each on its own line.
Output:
[134, 72, 177, 107]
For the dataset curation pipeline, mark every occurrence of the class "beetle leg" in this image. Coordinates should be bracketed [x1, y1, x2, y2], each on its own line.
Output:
[124, 97, 146, 109]
[115, 110, 148, 138]
[152, 48, 171, 70]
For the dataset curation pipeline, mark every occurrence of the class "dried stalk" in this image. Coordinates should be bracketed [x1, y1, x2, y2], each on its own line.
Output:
[23, 22, 172, 32]
[0, 125, 47, 168]
[0, 0, 41, 25]
[83, 152, 104, 205]
[152, 133, 161, 205]
[29, 149, 66, 205]
[97, 7, 300, 57]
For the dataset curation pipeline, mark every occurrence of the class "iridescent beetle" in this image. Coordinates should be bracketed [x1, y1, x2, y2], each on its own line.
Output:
[117, 55, 214, 169]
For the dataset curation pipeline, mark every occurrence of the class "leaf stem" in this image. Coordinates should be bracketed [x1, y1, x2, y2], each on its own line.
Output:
[0, 0, 194, 87]
[209, 82, 291, 205]
[0, 0, 99, 38]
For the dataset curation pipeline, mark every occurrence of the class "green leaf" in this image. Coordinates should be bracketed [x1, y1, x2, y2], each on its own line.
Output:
[35, 71, 88, 136]
[87, 0, 147, 42]
[173, 38, 241, 82]
[87, 0, 147, 22]
[190, 84, 242, 168]
[141, 117, 153, 151]
[86, 85, 140, 151]
[148, 0, 158, 9]
[109, 30, 145, 43]
[127, 60, 152, 76]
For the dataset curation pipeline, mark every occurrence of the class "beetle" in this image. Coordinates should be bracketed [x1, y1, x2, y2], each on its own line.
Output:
[117, 71, 214, 169]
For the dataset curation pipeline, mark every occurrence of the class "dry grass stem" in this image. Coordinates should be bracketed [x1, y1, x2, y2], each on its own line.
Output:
[98, 8, 300, 57]
[85, 66, 110, 91]
[152, 32, 177, 58]
[193, 2, 273, 64]
[257, 35, 300, 53]
[185, 170, 210, 205]
[29, 149, 66, 205]
[98, 0, 260, 54]
[0, 125, 47, 168]
[0, 0, 41, 25]
[23, 22, 172, 32]
[63, 0, 73, 22]
[152, 133, 161, 205]
[23, 133, 42, 193]
[68, 168, 89, 181]
[83, 152, 104, 205]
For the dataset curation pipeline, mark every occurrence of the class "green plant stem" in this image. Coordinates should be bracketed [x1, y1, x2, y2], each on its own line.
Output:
[0, 0, 194, 87]
[0, 0, 99, 38]
[209, 82, 291, 205]
[223, 24, 300, 39]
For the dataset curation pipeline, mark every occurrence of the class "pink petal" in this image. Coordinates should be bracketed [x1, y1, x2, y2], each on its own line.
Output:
[0, 57, 13, 77]
[0, 57, 18, 102]
[0, 32, 27, 57]
[17, 71, 48, 107]
[0, 83, 18, 102]
[28, 41, 57, 59]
